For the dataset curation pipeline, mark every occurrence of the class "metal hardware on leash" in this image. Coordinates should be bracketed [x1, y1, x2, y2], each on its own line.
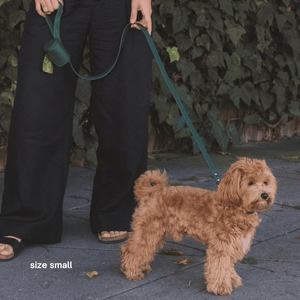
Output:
[44, 3, 221, 186]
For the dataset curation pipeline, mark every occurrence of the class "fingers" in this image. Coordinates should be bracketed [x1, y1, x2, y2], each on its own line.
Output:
[130, 0, 152, 35]
[35, 0, 64, 17]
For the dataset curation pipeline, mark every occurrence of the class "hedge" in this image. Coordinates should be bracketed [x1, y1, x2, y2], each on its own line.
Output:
[0, 0, 300, 167]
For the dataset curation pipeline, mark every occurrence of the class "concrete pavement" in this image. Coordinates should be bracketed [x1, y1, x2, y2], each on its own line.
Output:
[0, 137, 299, 300]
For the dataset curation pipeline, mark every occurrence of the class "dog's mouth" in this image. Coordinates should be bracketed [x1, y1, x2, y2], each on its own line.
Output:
[250, 197, 273, 212]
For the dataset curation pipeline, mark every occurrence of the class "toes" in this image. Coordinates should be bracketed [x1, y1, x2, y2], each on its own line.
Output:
[0, 244, 13, 256]
[100, 231, 110, 238]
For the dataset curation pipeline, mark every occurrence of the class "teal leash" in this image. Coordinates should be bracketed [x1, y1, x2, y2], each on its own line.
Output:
[44, 4, 221, 186]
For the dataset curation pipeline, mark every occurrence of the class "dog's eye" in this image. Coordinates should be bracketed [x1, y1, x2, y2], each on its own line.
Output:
[264, 181, 268, 185]
[248, 181, 254, 186]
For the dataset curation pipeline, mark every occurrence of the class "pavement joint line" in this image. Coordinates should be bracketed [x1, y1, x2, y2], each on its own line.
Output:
[274, 203, 300, 210]
[252, 228, 300, 246]
[43, 246, 121, 252]
[100, 262, 204, 300]
[165, 241, 207, 254]
[284, 290, 300, 298]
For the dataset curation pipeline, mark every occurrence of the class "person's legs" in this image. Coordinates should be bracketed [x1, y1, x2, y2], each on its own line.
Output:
[88, 0, 152, 239]
[0, 0, 92, 254]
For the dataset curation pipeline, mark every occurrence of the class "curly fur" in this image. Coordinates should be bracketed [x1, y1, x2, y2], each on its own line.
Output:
[121, 158, 277, 296]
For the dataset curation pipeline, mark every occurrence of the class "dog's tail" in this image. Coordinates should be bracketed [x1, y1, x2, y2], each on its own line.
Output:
[134, 169, 168, 202]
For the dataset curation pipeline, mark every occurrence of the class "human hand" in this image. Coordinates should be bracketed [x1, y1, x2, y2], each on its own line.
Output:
[35, 0, 64, 17]
[130, 0, 152, 35]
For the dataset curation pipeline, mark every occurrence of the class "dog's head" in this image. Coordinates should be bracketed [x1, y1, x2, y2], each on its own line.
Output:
[217, 158, 277, 212]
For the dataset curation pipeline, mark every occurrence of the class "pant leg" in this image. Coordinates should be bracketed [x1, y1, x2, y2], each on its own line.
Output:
[0, 0, 92, 243]
[89, 0, 153, 233]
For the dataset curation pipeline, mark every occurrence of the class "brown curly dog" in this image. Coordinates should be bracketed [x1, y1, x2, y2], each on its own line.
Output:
[121, 158, 277, 296]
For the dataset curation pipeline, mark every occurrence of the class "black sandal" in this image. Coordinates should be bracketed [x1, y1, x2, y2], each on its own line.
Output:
[0, 237, 32, 262]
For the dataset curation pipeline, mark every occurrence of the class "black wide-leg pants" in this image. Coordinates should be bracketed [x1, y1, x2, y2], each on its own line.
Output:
[0, 0, 152, 244]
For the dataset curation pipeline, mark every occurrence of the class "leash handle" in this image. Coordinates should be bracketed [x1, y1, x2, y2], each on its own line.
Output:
[44, 4, 221, 186]
[45, 3, 130, 80]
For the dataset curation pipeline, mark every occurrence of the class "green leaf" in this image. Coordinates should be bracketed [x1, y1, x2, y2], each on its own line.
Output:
[75, 78, 91, 107]
[8, 55, 17, 67]
[288, 101, 300, 117]
[42, 54, 53, 75]
[188, 24, 199, 43]
[255, 25, 271, 53]
[195, 102, 209, 117]
[165, 103, 180, 126]
[172, 7, 188, 34]
[208, 7, 223, 32]
[195, 10, 210, 29]
[167, 47, 180, 63]
[225, 19, 246, 46]
[178, 176, 199, 182]
[219, 0, 234, 16]
[190, 70, 204, 90]
[174, 33, 193, 52]
[174, 127, 191, 139]
[22, 0, 31, 12]
[0, 0, 10, 7]
[0, 90, 14, 106]
[207, 109, 229, 151]
[188, 1, 204, 16]
[152, 32, 168, 49]
[152, 60, 170, 95]
[190, 46, 203, 60]
[260, 91, 275, 111]
[207, 29, 222, 50]
[159, 0, 175, 15]
[8, 10, 26, 27]
[196, 34, 210, 51]
[283, 28, 300, 53]
[229, 86, 242, 108]
[242, 81, 260, 107]
[206, 50, 219, 68]
[152, 93, 170, 123]
[216, 83, 230, 96]
[256, 3, 274, 25]
[224, 52, 243, 82]
[271, 79, 285, 105]
[226, 123, 240, 145]
[176, 58, 196, 82]
[241, 257, 257, 264]
[5, 64, 17, 81]
[243, 53, 262, 73]
[275, 13, 286, 32]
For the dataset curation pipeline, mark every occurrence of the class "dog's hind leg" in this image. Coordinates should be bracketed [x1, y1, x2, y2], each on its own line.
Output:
[121, 218, 167, 281]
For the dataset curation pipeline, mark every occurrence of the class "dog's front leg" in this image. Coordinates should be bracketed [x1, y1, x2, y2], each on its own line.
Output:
[204, 245, 240, 296]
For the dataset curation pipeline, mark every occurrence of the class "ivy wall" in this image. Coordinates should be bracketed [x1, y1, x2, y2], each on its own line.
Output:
[0, 0, 300, 167]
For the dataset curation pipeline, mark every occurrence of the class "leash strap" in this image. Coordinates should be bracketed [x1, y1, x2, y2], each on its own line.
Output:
[44, 4, 221, 186]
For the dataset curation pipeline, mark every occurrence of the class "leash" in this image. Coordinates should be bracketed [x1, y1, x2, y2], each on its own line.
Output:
[44, 3, 221, 186]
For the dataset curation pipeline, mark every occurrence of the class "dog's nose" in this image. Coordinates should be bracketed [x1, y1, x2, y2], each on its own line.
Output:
[261, 193, 268, 200]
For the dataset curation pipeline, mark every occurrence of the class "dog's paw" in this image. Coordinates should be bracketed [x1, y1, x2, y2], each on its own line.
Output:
[122, 268, 145, 281]
[206, 282, 233, 296]
[232, 274, 242, 289]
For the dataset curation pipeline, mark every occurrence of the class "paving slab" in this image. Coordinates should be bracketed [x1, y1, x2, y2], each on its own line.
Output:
[0, 137, 299, 299]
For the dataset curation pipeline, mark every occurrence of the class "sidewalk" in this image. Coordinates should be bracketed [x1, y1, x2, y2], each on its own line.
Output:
[0, 138, 299, 300]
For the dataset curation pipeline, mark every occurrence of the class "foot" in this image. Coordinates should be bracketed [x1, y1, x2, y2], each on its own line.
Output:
[98, 231, 128, 244]
[0, 236, 21, 260]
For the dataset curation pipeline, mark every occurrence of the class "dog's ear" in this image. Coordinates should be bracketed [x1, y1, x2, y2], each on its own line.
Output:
[217, 164, 242, 207]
